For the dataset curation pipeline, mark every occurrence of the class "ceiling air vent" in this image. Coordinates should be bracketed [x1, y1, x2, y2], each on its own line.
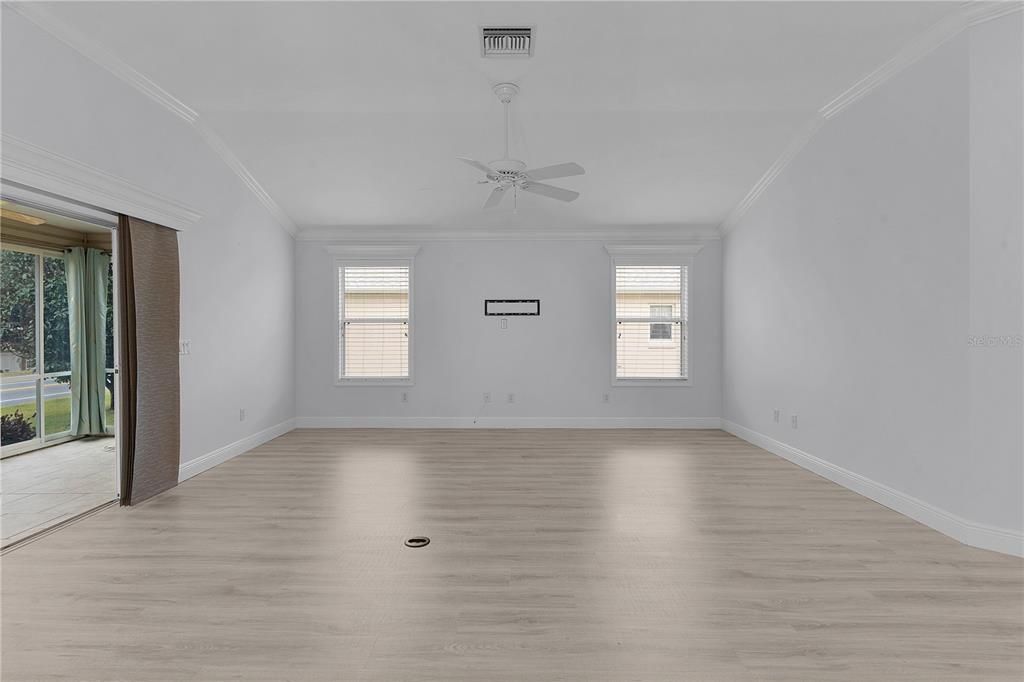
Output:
[481, 27, 533, 58]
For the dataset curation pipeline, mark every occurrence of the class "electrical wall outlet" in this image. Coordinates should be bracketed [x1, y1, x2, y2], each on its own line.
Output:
[499, 318, 508, 330]
[791, 415, 798, 429]
[179, 339, 192, 355]
[239, 408, 246, 422]
[507, 393, 515, 404]
[603, 393, 610, 403]
[401, 392, 408, 403]
[773, 409, 780, 423]
[483, 392, 492, 403]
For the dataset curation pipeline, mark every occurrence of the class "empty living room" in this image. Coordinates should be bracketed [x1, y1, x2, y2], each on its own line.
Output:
[0, 1, 1021, 680]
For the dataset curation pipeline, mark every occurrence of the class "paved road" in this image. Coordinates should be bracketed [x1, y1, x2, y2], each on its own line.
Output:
[0, 377, 71, 407]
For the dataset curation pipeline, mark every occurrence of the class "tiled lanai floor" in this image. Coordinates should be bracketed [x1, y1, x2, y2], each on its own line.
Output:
[1, 437, 115, 546]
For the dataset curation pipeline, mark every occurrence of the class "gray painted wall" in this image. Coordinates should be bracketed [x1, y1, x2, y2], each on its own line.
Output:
[2, 7, 297, 467]
[296, 239, 722, 425]
[723, 16, 1022, 535]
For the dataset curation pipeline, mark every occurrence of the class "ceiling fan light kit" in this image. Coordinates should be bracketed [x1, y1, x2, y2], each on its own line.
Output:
[458, 82, 584, 209]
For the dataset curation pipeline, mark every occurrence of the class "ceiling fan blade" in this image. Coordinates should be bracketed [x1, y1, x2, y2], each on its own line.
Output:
[483, 185, 508, 209]
[457, 157, 496, 176]
[520, 182, 580, 203]
[523, 162, 585, 181]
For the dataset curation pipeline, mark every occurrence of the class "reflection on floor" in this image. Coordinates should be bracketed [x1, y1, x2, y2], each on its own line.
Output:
[1, 436, 115, 546]
[2, 430, 1021, 679]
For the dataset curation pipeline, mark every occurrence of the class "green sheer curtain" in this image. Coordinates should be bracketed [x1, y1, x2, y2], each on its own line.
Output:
[65, 247, 110, 435]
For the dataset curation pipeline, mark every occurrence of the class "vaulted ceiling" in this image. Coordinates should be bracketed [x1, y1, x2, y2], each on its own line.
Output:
[27, 1, 958, 228]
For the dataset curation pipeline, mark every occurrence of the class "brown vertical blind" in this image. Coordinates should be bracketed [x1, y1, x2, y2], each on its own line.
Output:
[118, 215, 180, 504]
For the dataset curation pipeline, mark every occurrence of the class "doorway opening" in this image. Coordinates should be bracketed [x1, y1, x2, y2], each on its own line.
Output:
[0, 190, 120, 547]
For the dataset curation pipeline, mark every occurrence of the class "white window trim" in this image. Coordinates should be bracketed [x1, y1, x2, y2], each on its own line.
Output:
[333, 248, 418, 387]
[609, 253, 692, 387]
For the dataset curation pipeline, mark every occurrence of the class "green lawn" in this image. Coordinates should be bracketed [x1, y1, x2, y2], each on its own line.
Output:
[1, 390, 115, 440]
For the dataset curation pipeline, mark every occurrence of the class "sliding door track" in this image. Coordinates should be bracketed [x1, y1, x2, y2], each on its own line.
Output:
[1, 499, 118, 554]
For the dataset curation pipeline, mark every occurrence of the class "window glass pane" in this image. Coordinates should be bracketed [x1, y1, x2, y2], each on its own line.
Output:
[0, 375, 37, 446]
[105, 370, 115, 431]
[650, 323, 673, 340]
[617, 321, 682, 377]
[43, 256, 70, 373]
[649, 304, 673, 340]
[650, 304, 673, 318]
[340, 266, 410, 379]
[615, 266, 680, 318]
[0, 249, 37, 375]
[343, 267, 409, 318]
[342, 321, 409, 378]
[43, 375, 72, 437]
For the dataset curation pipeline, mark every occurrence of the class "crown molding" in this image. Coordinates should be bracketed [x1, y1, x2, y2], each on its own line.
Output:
[6, 2, 199, 124]
[326, 244, 421, 258]
[6, 1, 296, 237]
[604, 243, 705, 257]
[963, 0, 1024, 27]
[818, 2, 1021, 120]
[718, 117, 825, 235]
[720, 2, 1022, 235]
[819, 9, 968, 120]
[194, 122, 296, 235]
[297, 224, 721, 243]
[1, 134, 201, 231]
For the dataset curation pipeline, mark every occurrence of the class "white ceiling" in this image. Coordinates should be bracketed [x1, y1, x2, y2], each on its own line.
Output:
[35, 1, 959, 229]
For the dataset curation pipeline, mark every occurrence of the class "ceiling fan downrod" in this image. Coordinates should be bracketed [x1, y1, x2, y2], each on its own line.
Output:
[492, 83, 522, 170]
[493, 82, 519, 161]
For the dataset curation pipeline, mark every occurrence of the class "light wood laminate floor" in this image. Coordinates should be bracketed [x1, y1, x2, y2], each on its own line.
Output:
[1, 429, 1021, 681]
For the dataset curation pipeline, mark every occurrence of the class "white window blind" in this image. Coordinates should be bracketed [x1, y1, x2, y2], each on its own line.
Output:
[339, 265, 410, 379]
[615, 265, 687, 379]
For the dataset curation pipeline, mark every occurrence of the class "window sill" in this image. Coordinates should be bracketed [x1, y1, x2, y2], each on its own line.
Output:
[612, 378, 691, 387]
[335, 378, 414, 387]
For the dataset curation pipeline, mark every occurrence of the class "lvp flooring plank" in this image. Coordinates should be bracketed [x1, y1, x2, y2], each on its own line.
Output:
[0, 429, 1020, 680]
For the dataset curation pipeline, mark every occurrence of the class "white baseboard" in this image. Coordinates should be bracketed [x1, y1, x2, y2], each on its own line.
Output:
[178, 418, 296, 482]
[722, 420, 1023, 557]
[295, 416, 722, 429]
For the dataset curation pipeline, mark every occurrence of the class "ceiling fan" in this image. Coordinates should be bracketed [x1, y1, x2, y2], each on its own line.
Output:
[459, 82, 584, 209]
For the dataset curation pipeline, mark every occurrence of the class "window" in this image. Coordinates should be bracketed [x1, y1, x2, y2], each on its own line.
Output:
[649, 304, 673, 340]
[615, 264, 688, 380]
[1, 247, 115, 452]
[337, 264, 411, 381]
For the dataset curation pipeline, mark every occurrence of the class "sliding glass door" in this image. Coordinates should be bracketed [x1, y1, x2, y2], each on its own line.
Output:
[0, 247, 113, 456]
